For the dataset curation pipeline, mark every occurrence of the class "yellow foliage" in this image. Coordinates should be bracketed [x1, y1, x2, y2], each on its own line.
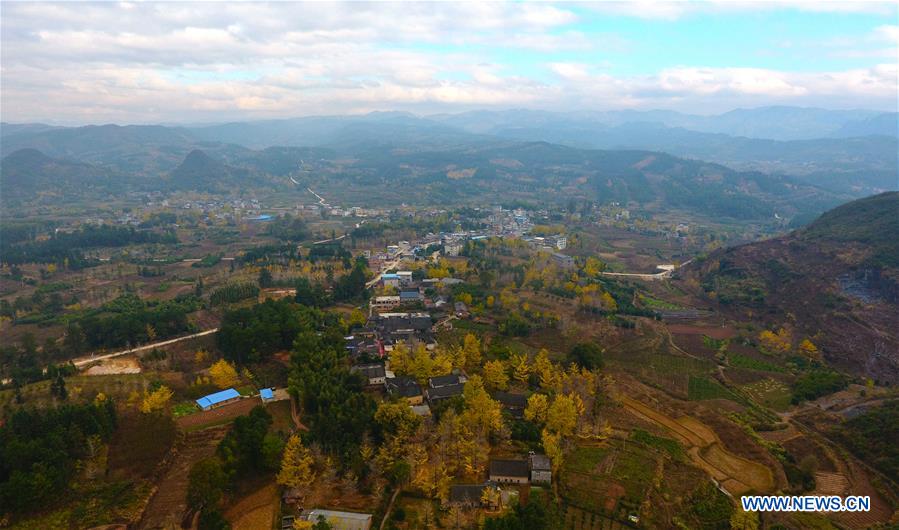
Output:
[524, 393, 549, 424]
[278, 434, 317, 489]
[510, 353, 530, 385]
[799, 338, 820, 359]
[483, 360, 509, 391]
[139, 385, 173, 413]
[209, 359, 240, 389]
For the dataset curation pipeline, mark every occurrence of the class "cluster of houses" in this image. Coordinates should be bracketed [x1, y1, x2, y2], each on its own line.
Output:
[448, 453, 552, 510]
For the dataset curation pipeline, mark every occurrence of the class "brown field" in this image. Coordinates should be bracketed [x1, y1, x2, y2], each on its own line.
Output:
[225, 483, 279, 530]
[176, 396, 261, 430]
[136, 425, 230, 530]
[666, 324, 736, 340]
[620, 396, 775, 495]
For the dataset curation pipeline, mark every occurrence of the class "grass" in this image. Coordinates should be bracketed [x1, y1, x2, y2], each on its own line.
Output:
[631, 429, 686, 462]
[172, 401, 198, 417]
[728, 352, 785, 373]
[741, 378, 793, 412]
[687, 375, 745, 403]
[560, 442, 659, 514]
[639, 295, 683, 310]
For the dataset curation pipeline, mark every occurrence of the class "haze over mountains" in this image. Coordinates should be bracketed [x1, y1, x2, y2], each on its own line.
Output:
[2, 105, 896, 217]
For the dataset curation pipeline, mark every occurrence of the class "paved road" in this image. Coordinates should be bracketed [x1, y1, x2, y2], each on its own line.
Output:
[72, 328, 219, 368]
[598, 259, 693, 281]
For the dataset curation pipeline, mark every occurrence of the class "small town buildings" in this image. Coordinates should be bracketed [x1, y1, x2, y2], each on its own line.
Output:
[552, 252, 574, 269]
[397, 271, 413, 285]
[426, 373, 466, 405]
[371, 296, 401, 312]
[444, 241, 463, 256]
[351, 363, 387, 386]
[386, 376, 424, 405]
[529, 453, 552, 484]
[196, 388, 241, 411]
[300, 509, 372, 530]
[260, 388, 275, 403]
[381, 273, 400, 288]
[488, 459, 530, 484]
[454, 301, 470, 318]
[399, 288, 423, 304]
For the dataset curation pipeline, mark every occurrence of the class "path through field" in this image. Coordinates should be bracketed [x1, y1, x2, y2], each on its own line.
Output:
[137, 425, 230, 530]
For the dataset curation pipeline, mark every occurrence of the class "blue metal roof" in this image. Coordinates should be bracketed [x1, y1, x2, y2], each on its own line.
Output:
[260, 388, 274, 400]
[381, 273, 400, 279]
[196, 388, 240, 409]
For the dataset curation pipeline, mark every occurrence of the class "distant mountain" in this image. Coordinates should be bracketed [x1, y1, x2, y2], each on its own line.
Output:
[833, 113, 899, 138]
[165, 149, 266, 191]
[686, 192, 899, 382]
[427, 110, 897, 195]
[297, 140, 844, 221]
[0, 148, 122, 203]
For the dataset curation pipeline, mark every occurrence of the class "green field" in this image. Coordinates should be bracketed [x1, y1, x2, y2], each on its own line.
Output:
[728, 352, 785, 373]
[687, 375, 745, 403]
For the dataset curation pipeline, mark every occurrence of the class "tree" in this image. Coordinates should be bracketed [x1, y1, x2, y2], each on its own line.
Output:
[524, 393, 549, 424]
[483, 360, 509, 391]
[510, 353, 530, 385]
[209, 359, 240, 389]
[258, 267, 273, 288]
[140, 385, 173, 413]
[277, 435, 317, 490]
[50, 373, 67, 400]
[799, 338, 820, 360]
[546, 394, 578, 436]
[188, 457, 227, 511]
[569, 343, 604, 370]
[462, 333, 482, 369]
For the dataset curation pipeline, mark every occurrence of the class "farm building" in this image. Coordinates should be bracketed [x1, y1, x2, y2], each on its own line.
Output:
[488, 459, 530, 484]
[196, 388, 241, 411]
[260, 388, 275, 402]
[301, 509, 372, 530]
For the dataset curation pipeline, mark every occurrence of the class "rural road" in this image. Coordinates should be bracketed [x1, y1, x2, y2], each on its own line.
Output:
[599, 259, 693, 281]
[72, 328, 219, 368]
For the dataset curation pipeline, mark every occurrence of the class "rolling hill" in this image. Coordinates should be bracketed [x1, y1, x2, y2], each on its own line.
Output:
[685, 192, 899, 383]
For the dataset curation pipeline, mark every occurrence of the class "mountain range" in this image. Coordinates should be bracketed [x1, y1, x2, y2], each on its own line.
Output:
[1, 106, 895, 217]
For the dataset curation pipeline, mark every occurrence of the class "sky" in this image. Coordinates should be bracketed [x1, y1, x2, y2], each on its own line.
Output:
[1, 1, 897, 125]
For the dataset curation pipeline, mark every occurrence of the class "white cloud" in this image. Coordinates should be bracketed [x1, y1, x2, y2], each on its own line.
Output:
[0, 1, 896, 123]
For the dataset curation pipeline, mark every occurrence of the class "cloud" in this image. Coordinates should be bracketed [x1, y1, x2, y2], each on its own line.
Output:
[1, 2, 896, 123]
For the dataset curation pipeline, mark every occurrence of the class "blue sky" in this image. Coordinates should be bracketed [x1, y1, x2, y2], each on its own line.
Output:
[1, 1, 896, 124]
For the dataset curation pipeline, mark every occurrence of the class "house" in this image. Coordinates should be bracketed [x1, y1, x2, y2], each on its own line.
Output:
[196, 388, 241, 411]
[426, 382, 465, 405]
[551, 252, 574, 269]
[448, 484, 499, 509]
[410, 403, 431, 417]
[300, 509, 372, 530]
[386, 376, 424, 405]
[351, 363, 387, 386]
[444, 241, 463, 256]
[488, 459, 530, 484]
[493, 392, 528, 418]
[399, 288, 423, 304]
[260, 388, 275, 402]
[529, 453, 552, 484]
[429, 373, 467, 388]
[381, 273, 400, 288]
[371, 296, 401, 312]
[454, 301, 470, 318]
[397, 271, 413, 285]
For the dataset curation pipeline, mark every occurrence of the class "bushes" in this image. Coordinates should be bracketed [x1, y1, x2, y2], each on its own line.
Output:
[791, 370, 848, 403]
[209, 282, 259, 306]
[569, 342, 604, 370]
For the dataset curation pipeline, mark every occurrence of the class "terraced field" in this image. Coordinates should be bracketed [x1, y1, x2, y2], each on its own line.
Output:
[620, 396, 774, 495]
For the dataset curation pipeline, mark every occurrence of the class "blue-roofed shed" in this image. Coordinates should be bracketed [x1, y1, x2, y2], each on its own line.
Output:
[196, 388, 241, 411]
[260, 388, 275, 402]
